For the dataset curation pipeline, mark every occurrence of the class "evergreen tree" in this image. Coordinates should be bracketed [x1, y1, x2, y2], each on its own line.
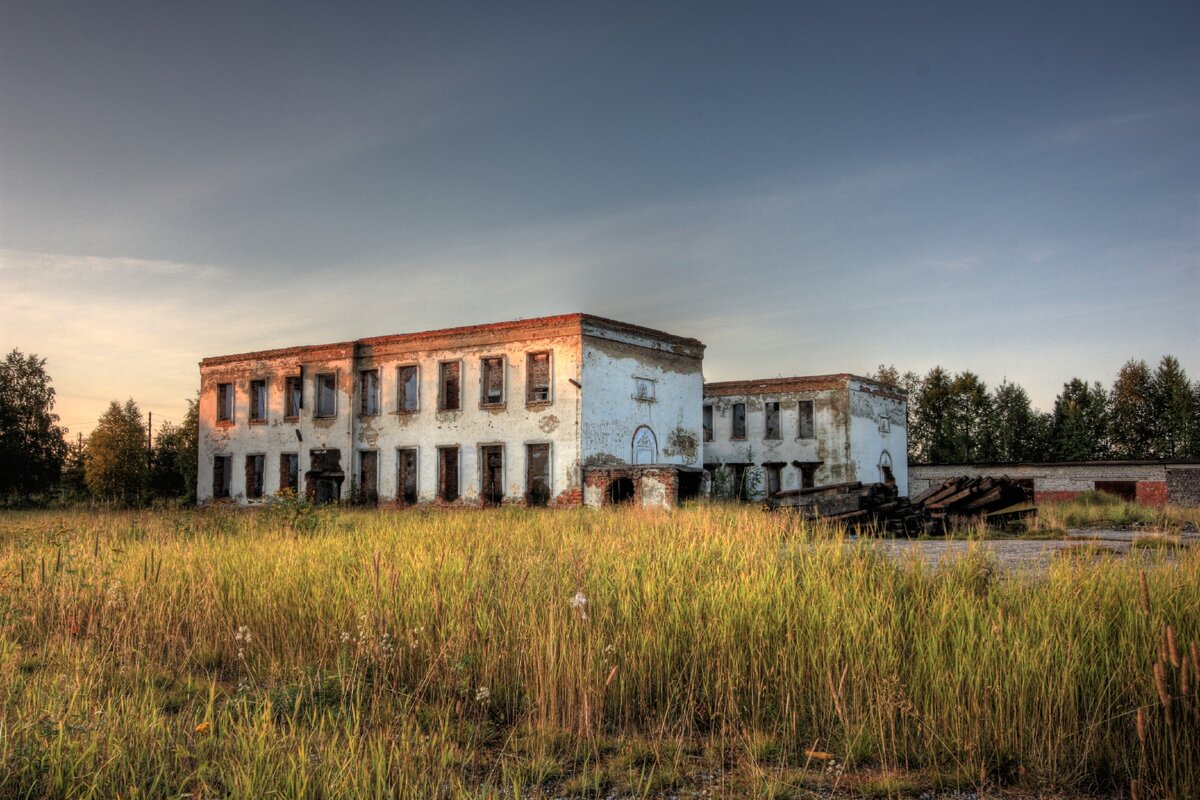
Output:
[1149, 355, 1196, 459]
[0, 349, 68, 499]
[1108, 359, 1155, 459]
[947, 371, 991, 462]
[84, 400, 149, 504]
[910, 367, 956, 463]
[983, 379, 1044, 462]
[1050, 379, 1109, 461]
[59, 434, 89, 501]
[176, 396, 199, 503]
[149, 420, 186, 499]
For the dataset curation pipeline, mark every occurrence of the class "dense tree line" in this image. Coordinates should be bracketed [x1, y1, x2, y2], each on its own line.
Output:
[0, 348, 197, 506]
[873, 355, 1200, 464]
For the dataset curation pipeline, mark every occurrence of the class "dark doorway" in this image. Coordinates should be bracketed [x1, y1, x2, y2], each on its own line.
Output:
[1095, 480, 1136, 502]
[609, 477, 635, 505]
[358, 450, 378, 504]
[438, 447, 459, 502]
[795, 461, 821, 490]
[764, 463, 784, 497]
[526, 443, 551, 506]
[677, 471, 703, 503]
[397, 448, 418, 504]
[481, 445, 504, 505]
[731, 464, 749, 501]
[306, 448, 344, 504]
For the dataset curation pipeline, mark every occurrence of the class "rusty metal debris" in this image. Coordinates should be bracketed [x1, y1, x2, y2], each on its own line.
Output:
[768, 475, 1036, 537]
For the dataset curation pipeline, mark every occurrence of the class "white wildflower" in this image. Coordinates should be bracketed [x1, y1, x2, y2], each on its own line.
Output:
[474, 686, 491, 703]
[569, 591, 589, 621]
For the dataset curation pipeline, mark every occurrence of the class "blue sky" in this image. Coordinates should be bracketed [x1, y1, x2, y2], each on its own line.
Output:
[1, 1, 1196, 434]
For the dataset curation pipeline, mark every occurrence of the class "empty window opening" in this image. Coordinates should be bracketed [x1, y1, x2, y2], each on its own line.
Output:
[527, 352, 551, 403]
[438, 447, 459, 502]
[249, 380, 267, 422]
[397, 365, 419, 412]
[731, 464, 750, 501]
[307, 448, 343, 504]
[764, 402, 781, 440]
[481, 357, 505, 406]
[609, 477, 635, 505]
[439, 362, 461, 411]
[797, 462, 820, 490]
[245, 454, 265, 499]
[526, 443, 551, 506]
[358, 450, 379, 504]
[481, 445, 504, 506]
[359, 370, 380, 416]
[280, 453, 299, 494]
[285, 376, 302, 418]
[798, 400, 815, 439]
[703, 406, 713, 442]
[213, 455, 231, 498]
[316, 373, 337, 418]
[216, 383, 233, 422]
[732, 403, 746, 439]
[764, 463, 783, 497]
[397, 448, 418, 504]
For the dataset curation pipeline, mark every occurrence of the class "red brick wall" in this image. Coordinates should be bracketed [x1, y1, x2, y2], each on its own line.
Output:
[1135, 481, 1168, 506]
[551, 488, 583, 507]
[1035, 490, 1081, 504]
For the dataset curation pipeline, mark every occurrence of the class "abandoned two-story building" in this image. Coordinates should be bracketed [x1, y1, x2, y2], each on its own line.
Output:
[197, 313, 908, 508]
[197, 314, 706, 509]
[702, 375, 908, 498]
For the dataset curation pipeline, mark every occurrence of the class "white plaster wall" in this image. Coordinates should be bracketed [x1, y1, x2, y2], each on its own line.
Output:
[702, 389, 853, 493]
[198, 334, 583, 505]
[579, 331, 703, 468]
[198, 351, 355, 503]
[355, 335, 582, 504]
[847, 381, 909, 496]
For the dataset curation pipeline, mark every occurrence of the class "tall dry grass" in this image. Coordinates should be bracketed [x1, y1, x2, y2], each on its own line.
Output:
[0, 504, 1196, 798]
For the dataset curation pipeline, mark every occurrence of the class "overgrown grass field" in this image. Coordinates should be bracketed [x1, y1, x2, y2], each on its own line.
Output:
[0, 503, 1196, 798]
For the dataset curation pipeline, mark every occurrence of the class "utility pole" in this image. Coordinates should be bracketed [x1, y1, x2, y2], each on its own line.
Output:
[147, 411, 153, 466]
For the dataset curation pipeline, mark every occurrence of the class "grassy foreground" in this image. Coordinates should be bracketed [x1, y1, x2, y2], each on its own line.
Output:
[0, 504, 1197, 799]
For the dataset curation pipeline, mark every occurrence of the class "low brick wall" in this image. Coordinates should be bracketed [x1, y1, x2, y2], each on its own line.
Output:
[1167, 466, 1200, 507]
[910, 462, 1199, 507]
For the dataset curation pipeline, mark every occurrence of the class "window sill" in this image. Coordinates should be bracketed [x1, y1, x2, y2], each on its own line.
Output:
[393, 409, 420, 416]
[284, 415, 299, 423]
[215, 419, 234, 428]
[249, 419, 267, 425]
[480, 402, 506, 410]
[731, 436, 747, 441]
[525, 400, 553, 409]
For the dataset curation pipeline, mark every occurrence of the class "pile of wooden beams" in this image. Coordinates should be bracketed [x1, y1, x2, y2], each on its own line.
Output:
[767, 475, 1035, 536]
[910, 476, 1035, 532]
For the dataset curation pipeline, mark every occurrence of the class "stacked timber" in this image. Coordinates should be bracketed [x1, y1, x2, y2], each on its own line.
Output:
[768, 475, 1035, 536]
[768, 481, 927, 536]
[910, 476, 1034, 532]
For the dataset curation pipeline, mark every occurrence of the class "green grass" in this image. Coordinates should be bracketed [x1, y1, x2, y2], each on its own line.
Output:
[0, 505, 1196, 798]
[1029, 492, 1200, 532]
